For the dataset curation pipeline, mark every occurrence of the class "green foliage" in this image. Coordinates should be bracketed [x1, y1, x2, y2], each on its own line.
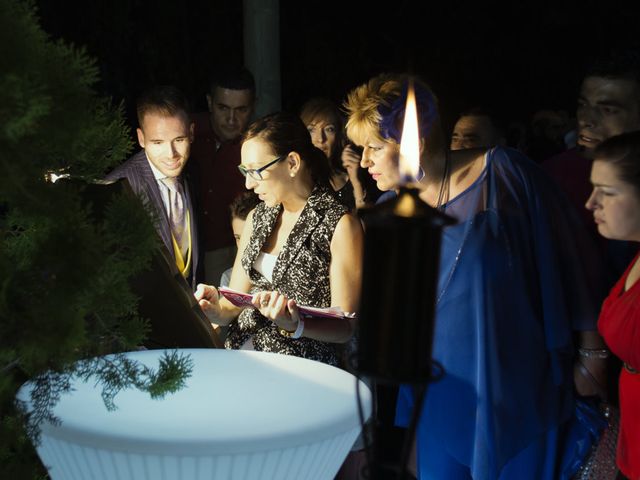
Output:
[0, 1, 192, 477]
[20, 351, 193, 442]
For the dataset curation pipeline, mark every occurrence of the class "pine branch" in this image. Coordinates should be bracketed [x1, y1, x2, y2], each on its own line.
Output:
[0, 358, 20, 375]
[0, 2, 194, 477]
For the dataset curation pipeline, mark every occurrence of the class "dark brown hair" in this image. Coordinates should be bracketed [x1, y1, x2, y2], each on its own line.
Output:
[300, 97, 346, 172]
[229, 191, 260, 220]
[243, 112, 331, 187]
[136, 85, 191, 127]
[594, 130, 640, 190]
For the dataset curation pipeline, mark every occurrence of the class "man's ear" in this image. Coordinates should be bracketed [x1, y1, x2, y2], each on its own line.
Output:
[206, 94, 213, 112]
[189, 122, 195, 143]
[137, 128, 145, 149]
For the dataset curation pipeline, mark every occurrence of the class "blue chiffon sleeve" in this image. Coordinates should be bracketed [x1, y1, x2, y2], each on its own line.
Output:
[395, 147, 605, 479]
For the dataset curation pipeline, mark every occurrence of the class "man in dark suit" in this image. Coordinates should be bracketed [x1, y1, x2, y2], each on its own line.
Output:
[106, 85, 201, 290]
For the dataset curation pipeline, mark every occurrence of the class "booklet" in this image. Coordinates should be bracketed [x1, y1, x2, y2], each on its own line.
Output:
[218, 286, 355, 320]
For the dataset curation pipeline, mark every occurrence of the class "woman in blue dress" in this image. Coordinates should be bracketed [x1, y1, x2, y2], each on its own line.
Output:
[344, 73, 609, 479]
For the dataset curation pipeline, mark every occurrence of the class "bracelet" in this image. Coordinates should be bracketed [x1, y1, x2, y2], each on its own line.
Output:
[279, 318, 304, 339]
[578, 348, 610, 359]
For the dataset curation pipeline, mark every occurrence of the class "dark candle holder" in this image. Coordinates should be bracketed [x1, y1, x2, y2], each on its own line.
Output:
[354, 186, 454, 479]
[357, 186, 454, 383]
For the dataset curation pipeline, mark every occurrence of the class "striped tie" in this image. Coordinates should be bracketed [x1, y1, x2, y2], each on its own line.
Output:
[160, 176, 189, 260]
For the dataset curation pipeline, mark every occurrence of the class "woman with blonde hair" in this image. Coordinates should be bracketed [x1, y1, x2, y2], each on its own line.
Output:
[344, 73, 607, 479]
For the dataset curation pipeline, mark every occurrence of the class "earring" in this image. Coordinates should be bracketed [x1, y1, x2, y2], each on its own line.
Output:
[290, 173, 295, 178]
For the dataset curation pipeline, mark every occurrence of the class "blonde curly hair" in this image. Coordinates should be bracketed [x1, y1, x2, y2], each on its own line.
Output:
[344, 73, 445, 157]
[344, 73, 404, 146]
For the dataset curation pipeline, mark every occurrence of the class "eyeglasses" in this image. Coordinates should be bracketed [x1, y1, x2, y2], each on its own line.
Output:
[238, 155, 286, 181]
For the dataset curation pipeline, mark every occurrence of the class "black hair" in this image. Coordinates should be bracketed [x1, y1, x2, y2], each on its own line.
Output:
[585, 48, 640, 85]
[456, 106, 505, 134]
[209, 65, 256, 96]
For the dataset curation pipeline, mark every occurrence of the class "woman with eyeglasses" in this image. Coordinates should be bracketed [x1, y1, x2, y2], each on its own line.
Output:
[195, 112, 363, 365]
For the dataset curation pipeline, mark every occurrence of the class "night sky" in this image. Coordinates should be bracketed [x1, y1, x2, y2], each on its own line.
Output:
[35, 0, 639, 134]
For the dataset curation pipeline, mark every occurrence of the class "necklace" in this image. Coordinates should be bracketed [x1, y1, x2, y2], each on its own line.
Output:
[435, 150, 451, 210]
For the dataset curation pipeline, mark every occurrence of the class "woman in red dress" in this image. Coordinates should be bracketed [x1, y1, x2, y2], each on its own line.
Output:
[586, 131, 640, 480]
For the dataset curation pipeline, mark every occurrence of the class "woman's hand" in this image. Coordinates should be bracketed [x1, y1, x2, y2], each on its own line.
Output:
[194, 284, 222, 322]
[252, 291, 301, 333]
[574, 332, 610, 399]
[574, 357, 608, 398]
[342, 145, 367, 208]
[341, 145, 362, 181]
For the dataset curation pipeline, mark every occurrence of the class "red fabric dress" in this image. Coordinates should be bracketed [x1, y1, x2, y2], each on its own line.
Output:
[598, 251, 640, 479]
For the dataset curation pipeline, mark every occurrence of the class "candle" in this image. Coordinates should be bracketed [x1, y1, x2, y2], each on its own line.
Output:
[356, 81, 454, 383]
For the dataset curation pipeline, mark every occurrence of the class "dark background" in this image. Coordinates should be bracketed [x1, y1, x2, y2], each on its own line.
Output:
[35, 0, 639, 136]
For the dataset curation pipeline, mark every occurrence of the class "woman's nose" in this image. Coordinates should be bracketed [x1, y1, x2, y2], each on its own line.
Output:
[360, 148, 372, 168]
[245, 175, 257, 189]
[585, 189, 598, 210]
[312, 130, 325, 145]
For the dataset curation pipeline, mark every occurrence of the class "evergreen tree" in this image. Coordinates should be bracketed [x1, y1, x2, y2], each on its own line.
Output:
[0, 1, 191, 477]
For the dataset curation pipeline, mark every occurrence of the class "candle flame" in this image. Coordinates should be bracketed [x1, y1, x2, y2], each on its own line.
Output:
[398, 80, 420, 183]
[44, 170, 70, 183]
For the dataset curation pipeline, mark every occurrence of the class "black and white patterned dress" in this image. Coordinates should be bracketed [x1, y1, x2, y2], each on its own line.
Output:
[224, 186, 347, 365]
